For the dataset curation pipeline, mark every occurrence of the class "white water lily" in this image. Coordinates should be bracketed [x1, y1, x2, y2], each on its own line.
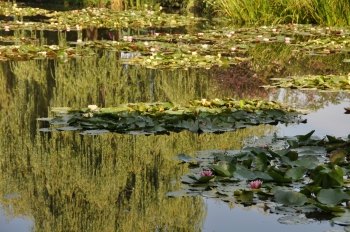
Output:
[88, 105, 98, 111]
[38, 51, 47, 56]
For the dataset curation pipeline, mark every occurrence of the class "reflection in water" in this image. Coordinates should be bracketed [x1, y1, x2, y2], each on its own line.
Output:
[0, 209, 33, 232]
[1, 39, 348, 231]
[269, 88, 350, 110]
[0, 57, 276, 231]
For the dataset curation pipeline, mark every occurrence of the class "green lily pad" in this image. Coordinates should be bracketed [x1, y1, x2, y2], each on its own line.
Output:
[316, 189, 350, 205]
[275, 190, 307, 206]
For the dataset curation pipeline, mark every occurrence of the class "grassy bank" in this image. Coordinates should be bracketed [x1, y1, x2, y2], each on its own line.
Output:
[204, 0, 350, 25]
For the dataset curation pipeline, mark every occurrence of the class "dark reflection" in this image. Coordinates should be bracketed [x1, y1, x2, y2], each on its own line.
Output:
[85, 26, 98, 41]
[210, 62, 269, 99]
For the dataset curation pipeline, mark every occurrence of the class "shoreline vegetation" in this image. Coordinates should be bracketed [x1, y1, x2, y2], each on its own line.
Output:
[6, 0, 350, 26]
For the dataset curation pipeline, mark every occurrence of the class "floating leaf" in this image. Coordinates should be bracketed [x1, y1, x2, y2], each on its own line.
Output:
[275, 190, 307, 206]
[268, 170, 292, 183]
[285, 166, 308, 181]
[210, 161, 236, 177]
[177, 153, 196, 164]
[277, 216, 312, 225]
[254, 152, 268, 171]
[316, 189, 350, 205]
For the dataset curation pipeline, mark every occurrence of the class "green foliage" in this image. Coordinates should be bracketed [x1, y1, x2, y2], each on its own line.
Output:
[170, 131, 350, 216]
[208, 0, 350, 25]
[44, 99, 303, 134]
[264, 75, 350, 92]
[275, 190, 308, 206]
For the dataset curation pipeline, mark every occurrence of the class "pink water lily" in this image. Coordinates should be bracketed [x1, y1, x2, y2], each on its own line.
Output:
[249, 180, 263, 189]
[200, 170, 213, 177]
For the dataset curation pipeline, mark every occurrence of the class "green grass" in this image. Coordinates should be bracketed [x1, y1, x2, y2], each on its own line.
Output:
[206, 0, 350, 25]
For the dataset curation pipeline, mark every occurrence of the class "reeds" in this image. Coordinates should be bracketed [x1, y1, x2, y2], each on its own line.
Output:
[209, 0, 350, 25]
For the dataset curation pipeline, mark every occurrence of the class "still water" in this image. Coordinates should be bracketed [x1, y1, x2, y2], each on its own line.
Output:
[0, 4, 350, 232]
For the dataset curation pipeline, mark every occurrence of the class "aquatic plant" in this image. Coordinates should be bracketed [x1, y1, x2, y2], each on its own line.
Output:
[249, 180, 262, 189]
[39, 98, 305, 135]
[169, 130, 350, 225]
[262, 74, 350, 92]
[200, 170, 213, 177]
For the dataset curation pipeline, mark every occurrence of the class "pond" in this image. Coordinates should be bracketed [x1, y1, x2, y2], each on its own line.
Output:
[0, 2, 350, 232]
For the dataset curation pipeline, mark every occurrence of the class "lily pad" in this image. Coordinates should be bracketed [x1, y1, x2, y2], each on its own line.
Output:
[316, 189, 350, 205]
[274, 190, 307, 206]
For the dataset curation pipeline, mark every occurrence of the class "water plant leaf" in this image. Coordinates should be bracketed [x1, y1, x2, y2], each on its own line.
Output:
[329, 150, 347, 163]
[287, 140, 299, 148]
[254, 152, 268, 171]
[275, 190, 307, 206]
[316, 189, 350, 205]
[296, 130, 315, 142]
[332, 216, 350, 226]
[210, 161, 236, 177]
[268, 170, 292, 183]
[285, 151, 298, 161]
[277, 216, 312, 225]
[177, 153, 196, 164]
[285, 167, 308, 181]
[188, 175, 215, 183]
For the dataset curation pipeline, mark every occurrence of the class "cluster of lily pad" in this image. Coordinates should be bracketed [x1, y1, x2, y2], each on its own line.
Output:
[168, 130, 350, 226]
[0, 4, 202, 30]
[38, 98, 305, 135]
[262, 75, 350, 92]
[0, 3, 350, 68]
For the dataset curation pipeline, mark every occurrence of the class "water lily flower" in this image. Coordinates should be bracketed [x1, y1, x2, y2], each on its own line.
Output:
[88, 105, 98, 111]
[198, 32, 204, 36]
[263, 38, 269, 42]
[38, 51, 47, 57]
[4, 26, 9, 31]
[230, 31, 235, 35]
[127, 36, 133, 42]
[230, 47, 236, 51]
[191, 51, 197, 56]
[154, 33, 159, 37]
[123, 36, 128, 41]
[200, 170, 213, 177]
[201, 44, 208, 49]
[249, 180, 263, 189]
[66, 27, 70, 32]
[77, 39, 82, 43]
